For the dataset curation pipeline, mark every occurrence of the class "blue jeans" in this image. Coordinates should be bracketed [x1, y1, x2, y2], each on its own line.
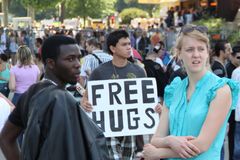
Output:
[220, 145, 224, 160]
[0, 82, 9, 98]
[233, 122, 240, 160]
[12, 93, 22, 106]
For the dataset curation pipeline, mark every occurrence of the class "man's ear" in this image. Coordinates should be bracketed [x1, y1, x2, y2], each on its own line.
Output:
[109, 45, 115, 54]
[46, 58, 55, 69]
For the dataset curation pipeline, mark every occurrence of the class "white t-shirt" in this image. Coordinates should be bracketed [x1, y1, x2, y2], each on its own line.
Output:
[231, 67, 240, 121]
[0, 97, 11, 131]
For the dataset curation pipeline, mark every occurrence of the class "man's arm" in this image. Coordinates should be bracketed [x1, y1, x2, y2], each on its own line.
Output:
[0, 121, 22, 160]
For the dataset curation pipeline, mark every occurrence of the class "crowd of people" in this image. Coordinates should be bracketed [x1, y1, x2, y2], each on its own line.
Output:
[0, 19, 239, 160]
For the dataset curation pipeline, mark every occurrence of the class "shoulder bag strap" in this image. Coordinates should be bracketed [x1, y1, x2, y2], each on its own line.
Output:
[92, 53, 103, 64]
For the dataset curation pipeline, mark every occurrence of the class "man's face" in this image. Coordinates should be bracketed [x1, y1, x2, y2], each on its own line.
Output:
[224, 43, 232, 60]
[111, 37, 132, 59]
[35, 41, 41, 48]
[54, 44, 81, 85]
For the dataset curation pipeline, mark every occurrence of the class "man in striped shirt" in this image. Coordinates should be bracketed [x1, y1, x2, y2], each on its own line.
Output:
[79, 38, 112, 87]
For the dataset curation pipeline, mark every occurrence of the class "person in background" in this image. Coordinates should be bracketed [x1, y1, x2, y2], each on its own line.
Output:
[135, 30, 151, 59]
[153, 41, 172, 70]
[211, 40, 232, 160]
[226, 45, 240, 78]
[35, 38, 43, 57]
[143, 25, 238, 160]
[9, 45, 40, 105]
[79, 38, 112, 87]
[142, 51, 167, 102]
[0, 54, 10, 98]
[165, 55, 187, 84]
[0, 27, 7, 54]
[19, 31, 30, 47]
[8, 30, 18, 65]
[231, 65, 240, 160]
[226, 45, 240, 160]
[211, 40, 231, 78]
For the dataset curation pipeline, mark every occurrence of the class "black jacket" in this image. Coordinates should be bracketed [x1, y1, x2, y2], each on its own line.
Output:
[143, 59, 167, 98]
[21, 83, 109, 160]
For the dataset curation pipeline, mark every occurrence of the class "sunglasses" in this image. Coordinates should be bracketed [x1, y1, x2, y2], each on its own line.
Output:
[236, 56, 240, 59]
[180, 25, 208, 34]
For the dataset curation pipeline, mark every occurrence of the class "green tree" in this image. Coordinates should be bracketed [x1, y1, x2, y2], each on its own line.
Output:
[119, 8, 149, 24]
[16, 0, 61, 19]
[65, 0, 116, 27]
[115, 0, 155, 16]
[2, 0, 9, 26]
[66, 0, 115, 18]
[9, 0, 27, 17]
[17, 0, 60, 9]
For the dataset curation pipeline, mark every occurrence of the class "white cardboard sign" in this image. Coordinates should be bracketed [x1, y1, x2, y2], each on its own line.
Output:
[87, 78, 159, 137]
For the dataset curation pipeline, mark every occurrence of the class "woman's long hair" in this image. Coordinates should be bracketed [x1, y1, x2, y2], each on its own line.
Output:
[16, 45, 33, 67]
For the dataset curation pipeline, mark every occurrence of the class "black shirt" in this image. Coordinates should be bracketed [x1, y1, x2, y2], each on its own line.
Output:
[143, 59, 167, 98]
[225, 62, 237, 78]
[8, 81, 53, 129]
[211, 60, 227, 78]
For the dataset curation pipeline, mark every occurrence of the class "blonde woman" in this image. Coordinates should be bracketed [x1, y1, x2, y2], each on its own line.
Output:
[9, 45, 40, 105]
[142, 25, 239, 160]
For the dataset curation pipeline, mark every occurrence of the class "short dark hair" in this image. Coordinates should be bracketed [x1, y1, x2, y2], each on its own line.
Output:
[232, 45, 240, 56]
[0, 54, 8, 62]
[214, 40, 227, 57]
[36, 38, 43, 45]
[42, 35, 76, 65]
[106, 30, 129, 55]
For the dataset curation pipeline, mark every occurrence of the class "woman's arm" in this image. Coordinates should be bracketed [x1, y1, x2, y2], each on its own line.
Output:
[8, 73, 16, 91]
[150, 104, 200, 158]
[151, 104, 170, 148]
[144, 143, 195, 159]
[189, 84, 232, 153]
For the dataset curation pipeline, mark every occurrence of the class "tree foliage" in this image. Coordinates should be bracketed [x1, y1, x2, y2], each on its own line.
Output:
[65, 0, 116, 19]
[17, 0, 60, 10]
[119, 8, 149, 24]
[115, 0, 155, 16]
[9, 0, 27, 17]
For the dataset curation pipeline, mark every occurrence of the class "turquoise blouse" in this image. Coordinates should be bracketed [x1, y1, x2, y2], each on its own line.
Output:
[164, 71, 239, 160]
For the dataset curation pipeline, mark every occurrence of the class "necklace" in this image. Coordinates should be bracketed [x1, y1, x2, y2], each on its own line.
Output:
[112, 64, 119, 79]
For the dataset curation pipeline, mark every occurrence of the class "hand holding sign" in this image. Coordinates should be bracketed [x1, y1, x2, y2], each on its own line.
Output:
[81, 90, 93, 112]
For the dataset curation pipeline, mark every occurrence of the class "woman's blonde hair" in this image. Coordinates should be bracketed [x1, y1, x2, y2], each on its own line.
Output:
[175, 27, 210, 56]
[17, 45, 33, 67]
